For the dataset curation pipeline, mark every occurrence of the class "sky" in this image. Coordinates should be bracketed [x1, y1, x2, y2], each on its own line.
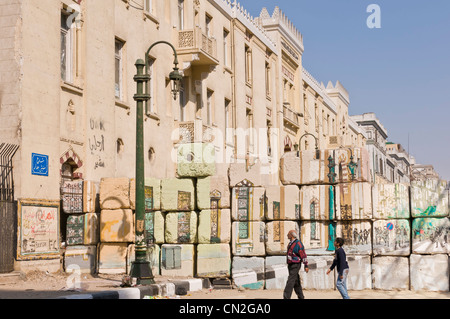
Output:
[240, 0, 450, 181]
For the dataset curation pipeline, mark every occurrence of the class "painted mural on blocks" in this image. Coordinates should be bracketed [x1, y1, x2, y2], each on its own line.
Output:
[336, 221, 372, 255]
[373, 219, 410, 256]
[372, 183, 410, 219]
[412, 217, 450, 254]
[410, 180, 449, 217]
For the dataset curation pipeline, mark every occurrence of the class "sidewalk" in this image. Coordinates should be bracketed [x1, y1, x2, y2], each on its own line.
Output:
[0, 271, 211, 299]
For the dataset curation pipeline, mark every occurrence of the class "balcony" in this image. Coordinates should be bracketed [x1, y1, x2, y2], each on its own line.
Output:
[177, 27, 219, 67]
[283, 103, 301, 132]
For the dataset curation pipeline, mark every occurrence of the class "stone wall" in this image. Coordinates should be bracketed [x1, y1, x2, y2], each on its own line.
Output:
[62, 148, 449, 292]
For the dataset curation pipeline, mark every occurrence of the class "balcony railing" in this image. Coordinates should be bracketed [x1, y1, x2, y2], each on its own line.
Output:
[177, 27, 218, 66]
[283, 103, 300, 130]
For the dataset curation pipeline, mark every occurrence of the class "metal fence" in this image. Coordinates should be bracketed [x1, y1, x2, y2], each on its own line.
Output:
[0, 143, 19, 273]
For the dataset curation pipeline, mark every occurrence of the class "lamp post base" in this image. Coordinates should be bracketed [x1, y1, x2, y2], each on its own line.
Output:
[129, 260, 155, 285]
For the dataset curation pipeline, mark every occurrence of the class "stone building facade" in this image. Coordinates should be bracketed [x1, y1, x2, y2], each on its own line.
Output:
[2, 0, 367, 273]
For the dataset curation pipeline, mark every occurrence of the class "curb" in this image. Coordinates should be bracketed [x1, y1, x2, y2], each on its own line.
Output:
[57, 278, 211, 299]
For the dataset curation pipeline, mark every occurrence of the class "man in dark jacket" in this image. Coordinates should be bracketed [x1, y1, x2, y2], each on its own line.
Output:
[283, 230, 309, 299]
[326, 237, 350, 299]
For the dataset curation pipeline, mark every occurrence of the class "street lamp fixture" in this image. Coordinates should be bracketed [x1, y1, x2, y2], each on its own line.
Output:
[297, 133, 320, 160]
[130, 41, 181, 285]
[169, 66, 183, 100]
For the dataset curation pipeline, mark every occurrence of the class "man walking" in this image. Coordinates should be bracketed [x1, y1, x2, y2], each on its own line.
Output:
[283, 230, 309, 299]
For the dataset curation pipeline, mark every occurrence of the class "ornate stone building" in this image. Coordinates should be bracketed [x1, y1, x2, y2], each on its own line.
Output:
[0, 0, 367, 272]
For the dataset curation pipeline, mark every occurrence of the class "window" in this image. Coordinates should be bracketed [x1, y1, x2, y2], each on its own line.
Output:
[115, 39, 124, 99]
[265, 62, 270, 96]
[117, 138, 124, 155]
[179, 79, 185, 121]
[223, 29, 229, 67]
[225, 98, 231, 144]
[61, 11, 73, 82]
[147, 57, 156, 113]
[205, 14, 212, 37]
[245, 45, 252, 84]
[178, 0, 184, 30]
[206, 89, 214, 126]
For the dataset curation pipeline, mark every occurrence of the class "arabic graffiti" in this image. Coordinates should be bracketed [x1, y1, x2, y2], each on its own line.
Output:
[89, 117, 107, 170]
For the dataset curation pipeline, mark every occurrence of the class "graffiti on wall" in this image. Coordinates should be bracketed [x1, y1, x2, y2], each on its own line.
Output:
[17, 200, 60, 260]
[89, 117, 106, 170]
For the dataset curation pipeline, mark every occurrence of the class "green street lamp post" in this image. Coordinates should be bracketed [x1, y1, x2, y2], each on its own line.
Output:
[130, 41, 182, 285]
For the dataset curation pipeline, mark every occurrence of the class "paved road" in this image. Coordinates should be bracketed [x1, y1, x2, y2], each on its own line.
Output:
[0, 271, 449, 299]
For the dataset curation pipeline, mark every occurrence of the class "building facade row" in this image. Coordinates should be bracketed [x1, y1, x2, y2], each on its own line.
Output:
[0, 0, 433, 274]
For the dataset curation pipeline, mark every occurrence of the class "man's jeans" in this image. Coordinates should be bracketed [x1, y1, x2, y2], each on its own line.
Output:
[336, 268, 350, 299]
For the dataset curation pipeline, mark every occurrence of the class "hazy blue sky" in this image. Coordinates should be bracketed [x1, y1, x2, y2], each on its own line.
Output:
[240, 0, 450, 181]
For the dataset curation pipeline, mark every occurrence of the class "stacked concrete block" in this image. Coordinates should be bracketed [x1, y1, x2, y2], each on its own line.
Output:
[335, 182, 373, 220]
[160, 244, 195, 277]
[231, 221, 266, 256]
[130, 177, 161, 211]
[165, 212, 198, 244]
[300, 221, 336, 256]
[196, 244, 231, 278]
[64, 245, 97, 274]
[97, 178, 136, 275]
[297, 148, 370, 185]
[279, 152, 301, 185]
[160, 178, 195, 212]
[83, 180, 98, 213]
[265, 221, 299, 255]
[66, 213, 99, 246]
[100, 209, 135, 243]
[228, 161, 262, 187]
[61, 180, 84, 214]
[346, 255, 372, 290]
[372, 256, 410, 290]
[196, 175, 230, 210]
[410, 254, 449, 291]
[299, 185, 335, 220]
[408, 179, 449, 291]
[373, 219, 410, 256]
[333, 148, 370, 184]
[410, 179, 449, 217]
[265, 256, 288, 290]
[98, 243, 128, 274]
[99, 177, 131, 210]
[198, 209, 231, 244]
[336, 221, 372, 255]
[265, 185, 300, 221]
[145, 211, 165, 245]
[232, 257, 265, 289]
[231, 186, 266, 221]
[300, 255, 335, 290]
[177, 143, 216, 178]
[372, 183, 410, 219]
[411, 217, 450, 254]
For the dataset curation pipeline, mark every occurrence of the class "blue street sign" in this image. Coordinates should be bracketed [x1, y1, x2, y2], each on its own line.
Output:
[31, 153, 49, 176]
